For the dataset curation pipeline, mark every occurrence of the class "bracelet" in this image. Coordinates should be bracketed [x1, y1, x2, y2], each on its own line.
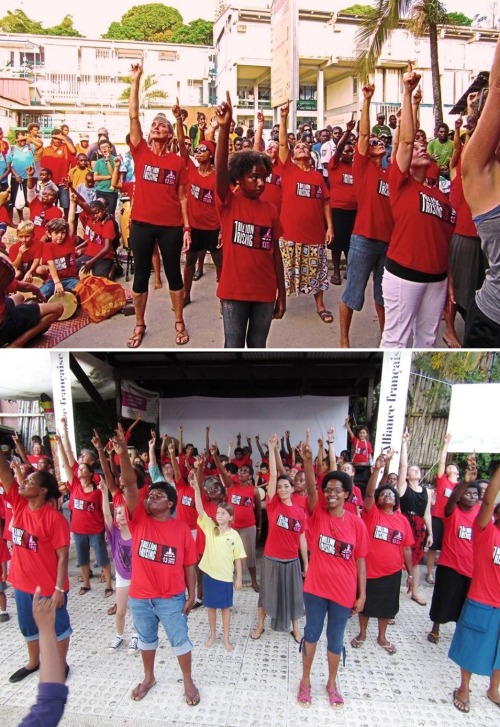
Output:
[327, 441, 334, 444]
[54, 586, 65, 593]
[407, 574, 414, 579]
[183, 226, 191, 232]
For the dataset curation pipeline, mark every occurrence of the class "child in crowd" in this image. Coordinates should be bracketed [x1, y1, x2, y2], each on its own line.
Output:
[69, 186, 116, 278]
[26, 167, 63, 242]
[193, 456, 246, 651]
[345, 416, 373, 465]
[8, 221, 47, 281]
[39, 218, 79, 298]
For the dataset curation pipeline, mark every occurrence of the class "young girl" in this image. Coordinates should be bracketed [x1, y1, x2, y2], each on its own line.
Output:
[345, 416, 373, 465]
[97, 480, 138, 653]
[193, 456, 246, 651]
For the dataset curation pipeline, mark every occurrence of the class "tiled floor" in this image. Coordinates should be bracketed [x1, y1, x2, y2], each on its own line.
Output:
[2, 548, 498, 727]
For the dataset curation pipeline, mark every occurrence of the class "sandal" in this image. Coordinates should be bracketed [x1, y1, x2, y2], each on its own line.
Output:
[78, 586, 91, 595]
[427, 632, 440, 644]
[127, 324, 146, 349]
[104, 588, 114, 598]
[378, 641, 397, 655]
[350, 637, 365, 648]
[297, 681, 312, 706]
[326, 686, 344, 708]
[107, 604, 117, 616]
[175, 321, 189, 346]
[330, 272, 341, 285]
[411, 594, 427, 606]
[453, 688, 470, 713]
[317, 310, 334, 324]
[185, 687, 200, 706]
[425, 574, 435, 585]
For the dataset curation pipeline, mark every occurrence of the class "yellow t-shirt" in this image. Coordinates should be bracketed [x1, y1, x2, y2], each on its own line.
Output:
[198, 512, 246, 582]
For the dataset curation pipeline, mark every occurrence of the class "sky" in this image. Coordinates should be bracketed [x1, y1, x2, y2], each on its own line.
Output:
[2, 0, 497, 39]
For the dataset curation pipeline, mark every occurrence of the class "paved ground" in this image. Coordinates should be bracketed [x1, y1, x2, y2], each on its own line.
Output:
[49, 257, 464, 350]
[2, 544, 497, 727]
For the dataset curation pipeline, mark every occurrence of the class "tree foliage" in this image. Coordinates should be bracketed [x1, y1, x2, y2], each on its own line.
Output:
[444, 12, 473, 26]
[340, 4, 377, 16]
[102, 4, 183, 42]
[170, 19, 213, 45]
[119, 73, 169, 107]
[0, 9, 82, 36]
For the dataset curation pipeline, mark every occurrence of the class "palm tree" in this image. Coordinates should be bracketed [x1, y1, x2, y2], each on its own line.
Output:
[355, 0, 447, 129]
[119, 73, 168, 108]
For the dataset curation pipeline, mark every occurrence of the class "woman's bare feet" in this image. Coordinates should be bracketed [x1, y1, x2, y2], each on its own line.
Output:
[204, 633, 216, 648]
[223, 639, 234, 652]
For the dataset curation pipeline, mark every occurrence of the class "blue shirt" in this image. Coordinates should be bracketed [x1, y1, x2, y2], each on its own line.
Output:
[6, 143, 35, 178]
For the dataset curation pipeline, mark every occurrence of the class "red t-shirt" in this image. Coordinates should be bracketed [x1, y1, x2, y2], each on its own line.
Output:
[80, 213, 116, 260]
[261, 165, 283, 213]
[345, 484, 363, 516]
[175, 480, 198, 530]
[128, 502, 197, 599]
[29, 198, 63, 242]
[67, 477, 104, 535]
[304, 506, 369, 608]
[216, 187, 283, 303]
[42, 236, 77, 279]
[187, 161, 219, 230]
[362, 505, 413, 579]
[179, 453, 195, 480]
[264, 494, 305, 560]
[5, 479, 70, 597]
[27, 453, 44, 466]
[351, 436, 372, 465]
[387, 162, 456, 275]
[352, 151, 393, 242]
[449, 160, 477, 238]
[278, 155, 328, 245]
[468, 518, 500, 607]
[9, 239, 44, 271]
[230, 454, 253, 468]
[438, 504, 480, 577]
[40, 145, 75, 184]
[227, 483, 257, 529]
[129, 138, 187, 226]
[327, 159, 358, 210]
[432, 474, 457, 519]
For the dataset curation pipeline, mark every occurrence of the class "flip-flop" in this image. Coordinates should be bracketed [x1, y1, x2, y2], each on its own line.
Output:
[185, 687, 200, 706]
[425, 574, 435, 585]
[487, 694, 500, 708]
[411, 595, 427, 606]
[250, 628, 265, 640]
[378, 641, 397, 655]
[175, 321, 189, 345]
[297, 681, 312, 706]
[427, 632, 440, 644]
[317, 310, 334, 323]
[104, 588, 114, 598]
[78, 586, 91, 595]
[290, 630, 302, 644]
[350, 637, 365, 648]
[330, 273, 341, 285]
[131, 680, 156, 701]
[453, 688, 470, 713]
[326, 686, 344, 708]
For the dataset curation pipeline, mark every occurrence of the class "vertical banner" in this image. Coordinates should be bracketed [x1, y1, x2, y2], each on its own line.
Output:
[271, 0, 298, 129]
[121, 380, 159, 424]
[374, 351, 412, 473]
[50, 351, 76, 456]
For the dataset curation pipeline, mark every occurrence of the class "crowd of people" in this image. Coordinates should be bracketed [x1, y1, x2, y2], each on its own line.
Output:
[1, 40, 500, 348]
[0, 415, 499, 721]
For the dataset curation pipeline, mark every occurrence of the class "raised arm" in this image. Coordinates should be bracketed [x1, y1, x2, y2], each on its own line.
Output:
[11, 431, 29, 465]
[255, 434, 267, 462]
[246, 436, 253, 456]
[395, 62, 421, 174]
[128, 63, 143, 147]
[209, 443, 232, 490]
[97, 478, 113, 531]
[397, 428, 410, 497]
[358, 82, 374, 157]
[266, 434, 279, 500]
[59, 416, 76, 468]
[91, 429, 117, 495]
[450, 116, 463, 175]
[316, 436, 327, 476]
[383, 448, 396, 481]
[0, 450, 14, 493]
[437, 433, 452, 478]
[326, 426, 336, 471]
[344, 416, 354, 441]
[278, 100, 290, 165]
[178, 424, 184, 456]
[192, 455, 205, 519]
[364, 452, 386, 512]
[205, 425, 210, 456]
[411, 86, 422, 130]
[56, 431, 74, 485]
[254, 110, 265, 151]
[168, 439, 182, 482]
[113, 431, 139, 515]
[301, 432, 317, 512]
[332, 118, 356, 166]
[172, 98, 187, 161]
[214, 91, 233, 201]
[477, 461, 500, 529]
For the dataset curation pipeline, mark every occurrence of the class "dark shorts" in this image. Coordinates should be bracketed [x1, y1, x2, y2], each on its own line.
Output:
[429, 516, 444, 551]
[189, 228, 220, 255]
[15, 589, 72, 642]
[464, 297, 500, 348]
[0, 297, 41, 346]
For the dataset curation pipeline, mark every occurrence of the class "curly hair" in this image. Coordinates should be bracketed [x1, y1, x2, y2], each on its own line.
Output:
[228, 150, 272, 185]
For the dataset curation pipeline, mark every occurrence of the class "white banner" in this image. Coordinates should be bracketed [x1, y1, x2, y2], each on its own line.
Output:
[271, 0, 297, 109]
[121, 380, 159, 424]
[448, 383, 500, 453]
[159, 395, 350, 462]
[50, 351, 76, 454]
[374, 351, 412, 472]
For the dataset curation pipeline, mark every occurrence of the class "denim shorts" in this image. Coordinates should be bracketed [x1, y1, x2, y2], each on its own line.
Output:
[15, 588, 72, 642]
[73, 531, 110, 567]
[341, 234, 387, 310]
[128, 593, 192, 655]
[303, 591, 351, 654]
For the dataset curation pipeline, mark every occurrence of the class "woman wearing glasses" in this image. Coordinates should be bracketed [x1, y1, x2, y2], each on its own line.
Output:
[339, 83, 394, 348]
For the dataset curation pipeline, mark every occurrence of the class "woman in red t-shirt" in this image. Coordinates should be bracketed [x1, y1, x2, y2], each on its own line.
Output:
[448, 462, 500, 713]
[298, 438, 368, 708]
[127, 65, 192, 348]
[327, 118, 358, 285]
[254, 111, 283, 213]
[351, 453, 413, 655]
[381, 63, 456, 348]
[251, 435, 307, 643]
[345, 417, 373, 465]
[214, 92, 286, 348]
[278, 100, 334, 324]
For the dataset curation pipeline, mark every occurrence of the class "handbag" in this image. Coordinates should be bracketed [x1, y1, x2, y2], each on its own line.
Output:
[74, 275, 127, 323]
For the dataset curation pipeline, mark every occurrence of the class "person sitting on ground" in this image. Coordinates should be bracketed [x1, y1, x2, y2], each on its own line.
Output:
[69, 192, 116, 278]
[8, 221, 46, 282]
[26, 167, 63, 243]
[39, 218, 79, 299]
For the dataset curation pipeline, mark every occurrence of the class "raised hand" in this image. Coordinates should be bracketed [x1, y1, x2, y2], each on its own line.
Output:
[130, 63, 143, 82]
[172, 96, 182, 119]
[280, 100, 290, 118]
[346, 116, 356, 132]
[402, 61, 421, 93]
[91, 429, 102, 449]
[362, 82, 375, 100]
[215, 91, 233, 127]
[412, 87, 423, 106]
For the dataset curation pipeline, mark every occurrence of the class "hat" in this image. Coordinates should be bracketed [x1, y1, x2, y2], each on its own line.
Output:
[97, 127, 109, 135]
[201, 140, 216, 157]
[80, 134, 89, 140]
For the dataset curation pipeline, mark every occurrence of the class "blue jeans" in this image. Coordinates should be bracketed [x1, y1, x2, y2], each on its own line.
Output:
[73, 531, 110, 567]
[221, 299, 275, 348]
[40, 278, 78, 298]
[303, 591, 351, 654]
[128, 593, 192, 655]
[15, 589, 72, 642]
[341, 234, 387, 310]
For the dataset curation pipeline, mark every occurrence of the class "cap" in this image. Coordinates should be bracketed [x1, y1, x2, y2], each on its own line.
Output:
[80, 133, 89, 140]
[97, 127, 109, 135]
[201, 140, 216, 157]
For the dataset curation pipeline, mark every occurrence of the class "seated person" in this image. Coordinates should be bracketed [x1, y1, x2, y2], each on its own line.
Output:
[0, 253, 63, 347]
[26, 168, 63, 243]
[39, 218, 79, 298]
[70, 190, 116, 278]
[8, 221, 48, 282]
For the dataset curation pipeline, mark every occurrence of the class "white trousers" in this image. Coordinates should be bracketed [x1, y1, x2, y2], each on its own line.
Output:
[381, 269, 447, 348]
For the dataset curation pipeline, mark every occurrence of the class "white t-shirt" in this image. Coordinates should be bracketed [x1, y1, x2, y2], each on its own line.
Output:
[320, 140, 337, 176]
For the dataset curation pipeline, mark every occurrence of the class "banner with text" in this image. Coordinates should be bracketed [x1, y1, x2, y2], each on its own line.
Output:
[374, 351, 412, 472]
[448, 383, 500, 453]
[271, 0, 297, 108]
[50, 351, 76, 455]
[121, 380, 159, 423]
